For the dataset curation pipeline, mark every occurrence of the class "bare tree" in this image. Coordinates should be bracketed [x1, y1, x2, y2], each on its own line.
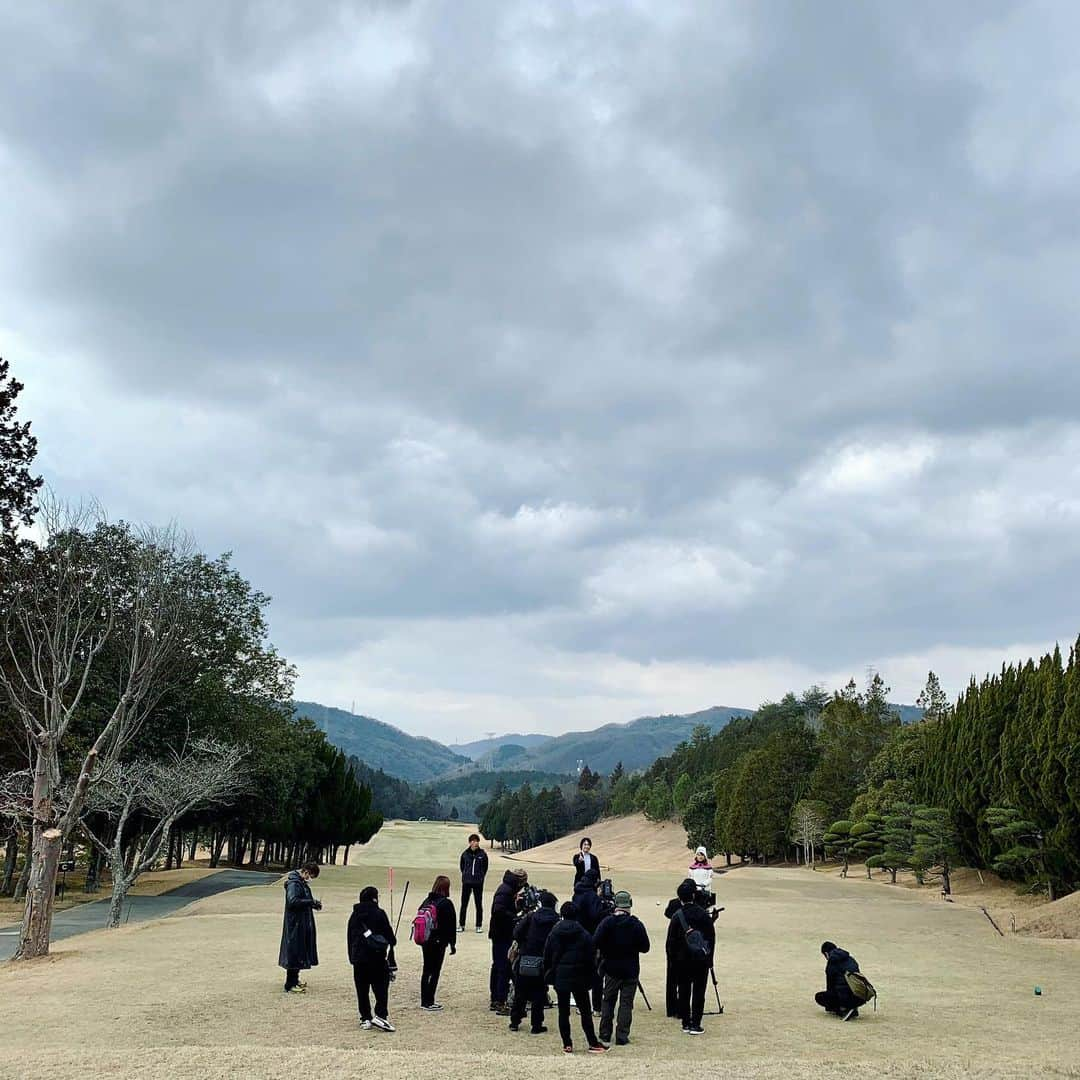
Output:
[0, 497, 201, 958]
[80, 738, 246, 927]
[791, 799, 828, 867]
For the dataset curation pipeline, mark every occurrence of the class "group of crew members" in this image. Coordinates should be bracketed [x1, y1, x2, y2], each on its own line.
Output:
[277, 834, 864, 1049]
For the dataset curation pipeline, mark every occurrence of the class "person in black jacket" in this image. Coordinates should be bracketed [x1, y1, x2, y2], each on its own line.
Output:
[663, 878, 696, 1017]
[509, 889, 558, 1034]
[815, 941, 862, 1019]
[347, 886, 397, 1031]
[543, 903, 608, 1055]
[489, 867, 528, 1015]
[459, 833, 489, 933]
[594, 890, 650, 1045]
[665, 880, 715, 1035]
[572, 837, 600, 883]
[571, 870, 607, 1014]
[278, 862, 322, 993]
[419, 875, 457, 1011]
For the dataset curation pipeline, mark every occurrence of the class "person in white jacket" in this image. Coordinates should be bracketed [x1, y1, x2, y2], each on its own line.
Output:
[688, 847, 713, 892]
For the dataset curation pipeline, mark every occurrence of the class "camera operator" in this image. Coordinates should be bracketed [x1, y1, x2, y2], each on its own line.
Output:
[666, 880, 715, 1035]
[489, 867, 529, 1015]
[593, 890, 650, 1046]
[508, 890, 558, 1034]
[572, 869, 607, 1014]
[663, 877, 697, 1016]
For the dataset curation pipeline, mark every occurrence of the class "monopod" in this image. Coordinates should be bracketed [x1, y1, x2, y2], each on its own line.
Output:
[394, 881, 411, 937]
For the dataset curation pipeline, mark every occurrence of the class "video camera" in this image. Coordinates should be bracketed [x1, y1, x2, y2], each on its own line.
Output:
[518, 883, 542, 915]
[694, 885, 717, 909]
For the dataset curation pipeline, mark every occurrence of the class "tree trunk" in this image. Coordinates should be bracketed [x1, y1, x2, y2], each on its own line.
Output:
[1, 832, 18, 896]
[14, 835, 31, 900]
[14, 827, 63, 959]
[343, 845, 351, 866]
[164, 827, 176, 871]
[174, 829, 184, 870]
[107, 866, 133, 929]
[210, 830, 226, 869]
[188, 834, 198, 862]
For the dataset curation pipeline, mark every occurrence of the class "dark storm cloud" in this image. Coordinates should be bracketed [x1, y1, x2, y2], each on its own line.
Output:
[5, 1, 1080, 732]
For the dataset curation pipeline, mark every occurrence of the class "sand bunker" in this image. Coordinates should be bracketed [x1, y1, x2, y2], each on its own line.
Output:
[508, 813, 693, 873]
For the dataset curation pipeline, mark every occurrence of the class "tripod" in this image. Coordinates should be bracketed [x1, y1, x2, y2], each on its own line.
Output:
[703, 965, 724, 1015]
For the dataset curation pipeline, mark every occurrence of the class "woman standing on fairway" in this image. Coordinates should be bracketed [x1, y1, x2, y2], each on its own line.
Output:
[279, 861, 322, 993]
[418, 875, 457, 1011]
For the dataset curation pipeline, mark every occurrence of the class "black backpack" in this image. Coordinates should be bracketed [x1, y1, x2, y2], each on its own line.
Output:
[676, 908, 710, 961]
[355, 920, 390, 961]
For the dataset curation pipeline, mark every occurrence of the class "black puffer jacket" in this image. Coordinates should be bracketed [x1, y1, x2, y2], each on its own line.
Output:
[543, 915, 595, 991]
[825, 946, 860, 1006]
[594, 911, 651, 980]
[665, 901, 715, 969]
[347, 900, 397, 968]
[489, 870, 525, 941]
[513, 906, 559, 958]
[460, 847, 489, 885]
[278, 870, 319, 970]
[571, 880, 606, 934]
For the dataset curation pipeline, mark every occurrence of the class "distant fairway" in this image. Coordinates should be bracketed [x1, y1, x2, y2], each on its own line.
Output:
[1, 818, 1077, 1080]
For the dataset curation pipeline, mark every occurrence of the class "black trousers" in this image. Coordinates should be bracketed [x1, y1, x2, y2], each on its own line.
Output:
[510, 971, 546, 1031]
[676, 965, 708, 1028]
[815, 990, 856, 1014]
[284, 967, 301, 990]
[590, 967, 603, 1013]
[556, 981, 601, 1048]
[420, 942, 447, 1006]
[459, 882, 484, 928]
[490, 937, 512, 1003]
[665, 956, 679, 1017]
[353, 962, 390, 1020]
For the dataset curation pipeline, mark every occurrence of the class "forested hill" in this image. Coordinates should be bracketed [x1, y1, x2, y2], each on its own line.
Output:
[294, 701, 470, 783]
[453, 732, 554, 759]
[503, 705, 754, 774]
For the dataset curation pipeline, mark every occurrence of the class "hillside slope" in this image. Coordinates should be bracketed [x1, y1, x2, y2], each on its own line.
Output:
[453, 733, 554, 759]
[295, 701, 469, 783]
[507, 705, 753, 774]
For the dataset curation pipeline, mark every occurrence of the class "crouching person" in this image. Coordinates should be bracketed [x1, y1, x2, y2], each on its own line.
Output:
[347, 886, 397, 1031]
[594, 890, 650, 1046]
[509, 890, 558, 1034]
[815, 941, 862, 1021]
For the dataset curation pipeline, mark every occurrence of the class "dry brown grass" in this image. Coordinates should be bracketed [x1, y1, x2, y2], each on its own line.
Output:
[1, 818, 1077, 1080]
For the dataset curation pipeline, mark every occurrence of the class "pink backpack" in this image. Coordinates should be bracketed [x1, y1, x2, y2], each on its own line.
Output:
[411, 901, 437, 946]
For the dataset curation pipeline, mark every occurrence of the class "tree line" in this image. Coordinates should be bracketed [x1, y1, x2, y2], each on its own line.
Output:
[0, 359, 381, 957]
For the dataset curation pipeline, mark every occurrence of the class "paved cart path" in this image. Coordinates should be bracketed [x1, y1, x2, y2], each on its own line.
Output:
[0, 869, 280, 959]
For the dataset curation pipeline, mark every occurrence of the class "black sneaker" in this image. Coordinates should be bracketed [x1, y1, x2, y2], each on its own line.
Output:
[508, 1023, 520, 1032]
[686, 1026, 705, 1035]
[616, 1038, 630, 1046]
[529, 1026, 548, 1035]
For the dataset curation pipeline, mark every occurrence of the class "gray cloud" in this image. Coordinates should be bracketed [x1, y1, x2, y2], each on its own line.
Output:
[5, 2, 1080, 736]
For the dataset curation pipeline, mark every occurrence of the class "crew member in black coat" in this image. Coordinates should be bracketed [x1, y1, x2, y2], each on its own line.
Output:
[419, 875, 457, 1011]
[663, 878, 697, 1017]
[571, 870, 607, 1014]
[543, 903, 609, 1054]
[815, 941, 862, 1019]
[489, 867, 528, 1014]
[279, 862, 322, 993]
[509, 890, 559, 1034]
[459, 833, 489, 932]
[666, 880, 716, 1034]
[594, 890, 650, 1045]
[347, 886, 398, 1031]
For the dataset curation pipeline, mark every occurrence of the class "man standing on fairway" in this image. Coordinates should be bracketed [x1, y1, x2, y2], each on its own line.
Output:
[666, 880, 715, 1034]
[279, 861, 322, 993]
[594, 890, 650, 1046]
[459, 832, 489, 933]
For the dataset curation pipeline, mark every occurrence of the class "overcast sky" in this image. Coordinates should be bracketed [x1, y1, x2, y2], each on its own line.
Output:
[5, 3, 1080, 741]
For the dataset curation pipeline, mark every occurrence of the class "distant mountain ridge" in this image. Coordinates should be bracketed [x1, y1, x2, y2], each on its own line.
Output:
[293, 701, 470, 783]
[452, 733, 555, 760]
[503, 705, 755, 774]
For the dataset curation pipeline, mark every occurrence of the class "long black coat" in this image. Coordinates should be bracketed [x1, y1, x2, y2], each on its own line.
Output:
[279, 870, 319, 970]
[543, 916, 595, 991]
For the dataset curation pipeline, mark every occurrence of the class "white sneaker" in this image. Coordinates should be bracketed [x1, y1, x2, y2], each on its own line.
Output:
[476, 926, 483, 933]
[372, 1016, 395, 1032]
[360, 1020, 372, 1030]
